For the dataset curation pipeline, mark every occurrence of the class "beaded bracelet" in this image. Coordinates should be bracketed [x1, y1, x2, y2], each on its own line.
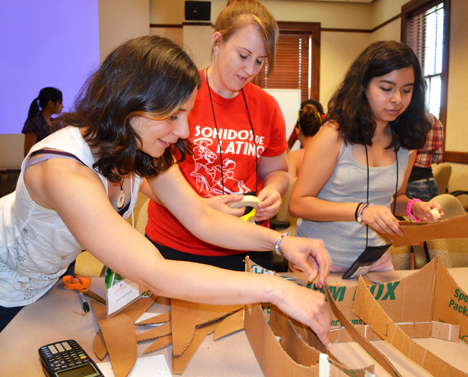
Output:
[274, 232, 290, 256]
[406, 198, 422, 222]
[357, 203, 373, 224]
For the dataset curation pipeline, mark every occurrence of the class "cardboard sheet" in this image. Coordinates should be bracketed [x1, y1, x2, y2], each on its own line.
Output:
[136, 310, 170, 326]
[99, 313, 137, 377]
[353, 257, 468, 377]
[379, 214, 468, 247]
[214, 309, 244, 340]
[172, 323, 216, 375]
[143, 335, 173, 355]
[171, 299, 198, 356]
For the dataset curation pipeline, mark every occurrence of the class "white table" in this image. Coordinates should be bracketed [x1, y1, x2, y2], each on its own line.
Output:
[1, 268, 467, 376]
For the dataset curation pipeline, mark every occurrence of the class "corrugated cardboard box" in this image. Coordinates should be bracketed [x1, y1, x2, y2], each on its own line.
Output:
[245, 256, 468, 377]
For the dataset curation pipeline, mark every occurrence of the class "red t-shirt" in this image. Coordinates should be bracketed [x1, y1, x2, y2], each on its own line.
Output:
[146, 69, 287, 256]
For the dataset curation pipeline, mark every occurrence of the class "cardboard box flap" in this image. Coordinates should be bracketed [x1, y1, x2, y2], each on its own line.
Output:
[353, 275, 468, 377]
[433, 257, 468, 339]
[326, 258, 437, 325]
[379, 214, 468, 247]
[262, 260, 437, 326]
[324, 285, 402, 377]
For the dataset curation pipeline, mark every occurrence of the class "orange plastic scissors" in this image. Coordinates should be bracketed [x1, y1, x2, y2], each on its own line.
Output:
[62, 275, 106, 312]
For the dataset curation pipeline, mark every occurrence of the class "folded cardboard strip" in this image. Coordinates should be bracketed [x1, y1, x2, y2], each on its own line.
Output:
[269, 303, 375, 376]
[379, 214, 468, 247]
[245, 256, 468, 377]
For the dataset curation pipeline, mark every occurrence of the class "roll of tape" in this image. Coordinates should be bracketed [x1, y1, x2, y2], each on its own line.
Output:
[430, 208, 441, 220]
[227, 196, 260, 223]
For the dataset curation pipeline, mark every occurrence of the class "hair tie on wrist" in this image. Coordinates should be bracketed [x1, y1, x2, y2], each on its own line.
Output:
[274, 232, 289, 256]
[406, 198, 422, 222]
[355, 203, 363, 221]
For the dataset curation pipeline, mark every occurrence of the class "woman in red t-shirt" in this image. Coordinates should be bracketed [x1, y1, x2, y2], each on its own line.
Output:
[145, 0, 291, 271]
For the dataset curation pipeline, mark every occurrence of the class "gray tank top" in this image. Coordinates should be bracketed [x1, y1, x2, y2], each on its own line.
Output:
[296, 140, 409, 269]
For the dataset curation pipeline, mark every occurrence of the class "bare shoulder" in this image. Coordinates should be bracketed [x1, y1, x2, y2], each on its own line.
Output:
[307, 122, 342, 154]
[25, 157, 103, 209]
[319, 121, 341, 137]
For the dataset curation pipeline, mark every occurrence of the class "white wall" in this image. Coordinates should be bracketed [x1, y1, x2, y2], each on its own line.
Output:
[0, 0, 151, 168]
[0, 135, 24, 169]
[99, 0, 150, 62]
[2, 0, 467, 178]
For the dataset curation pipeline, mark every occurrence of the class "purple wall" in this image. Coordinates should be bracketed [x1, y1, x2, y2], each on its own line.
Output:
[0, 0, 99, 134]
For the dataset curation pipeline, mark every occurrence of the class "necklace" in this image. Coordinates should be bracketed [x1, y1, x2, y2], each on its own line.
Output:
[117, 183, 125, 209]
[205, 66, 258, 195]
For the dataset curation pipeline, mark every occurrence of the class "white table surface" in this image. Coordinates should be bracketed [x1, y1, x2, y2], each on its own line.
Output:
[1, 268, 467, 377]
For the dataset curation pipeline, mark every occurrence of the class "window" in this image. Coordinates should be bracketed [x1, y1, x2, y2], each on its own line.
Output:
[255, 22, 320, 103]
[402, 0, 450, 126]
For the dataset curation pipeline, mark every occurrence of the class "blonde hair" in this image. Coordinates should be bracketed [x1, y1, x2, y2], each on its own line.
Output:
[215, 0, 278, 74]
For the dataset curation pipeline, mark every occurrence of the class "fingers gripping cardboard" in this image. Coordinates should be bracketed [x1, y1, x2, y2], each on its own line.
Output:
[379, 214, 468, 247]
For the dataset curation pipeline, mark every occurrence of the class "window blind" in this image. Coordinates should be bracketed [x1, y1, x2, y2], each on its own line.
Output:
[256, 33, 311, 103]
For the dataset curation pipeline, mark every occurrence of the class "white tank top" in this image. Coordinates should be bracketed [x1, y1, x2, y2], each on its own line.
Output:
[0, 127, 142, 307]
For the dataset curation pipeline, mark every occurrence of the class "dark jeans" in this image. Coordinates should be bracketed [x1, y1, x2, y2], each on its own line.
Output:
[0, 305, 24, 333]
[145, 235, 273, 271]
[406, 177, 440, 202]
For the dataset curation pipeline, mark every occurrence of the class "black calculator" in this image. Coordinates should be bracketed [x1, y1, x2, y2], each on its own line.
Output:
[38, 339, 103, 377]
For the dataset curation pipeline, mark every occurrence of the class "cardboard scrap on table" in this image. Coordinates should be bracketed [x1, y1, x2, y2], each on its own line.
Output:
[90, 290, 244, 376]
[91, 300, 137, 377]
[172, 322, 217, 374]
[92, 296, 157, 361]
[379, 214, 468, 247]
[171, 300, 198, 356]
[214, 309, 244, 340]
[245, 256, 468, 377]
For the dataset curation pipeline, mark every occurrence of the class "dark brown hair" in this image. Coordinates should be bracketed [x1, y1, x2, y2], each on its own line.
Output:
[298, 104, 322, 137]
[56, 36, 201, 183]
[327, 40, 430, 150]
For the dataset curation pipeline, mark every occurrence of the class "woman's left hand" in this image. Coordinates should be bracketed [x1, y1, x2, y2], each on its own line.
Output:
[412, 201, 445, 221]
[255, 186, 282, 221]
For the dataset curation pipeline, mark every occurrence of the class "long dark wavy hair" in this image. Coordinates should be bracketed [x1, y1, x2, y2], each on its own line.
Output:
[56, 35, 202, 183]
[327, 40, 431, 150]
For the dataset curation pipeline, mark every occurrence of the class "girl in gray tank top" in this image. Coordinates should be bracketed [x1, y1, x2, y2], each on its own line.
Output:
[289, 41, 444, 272]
